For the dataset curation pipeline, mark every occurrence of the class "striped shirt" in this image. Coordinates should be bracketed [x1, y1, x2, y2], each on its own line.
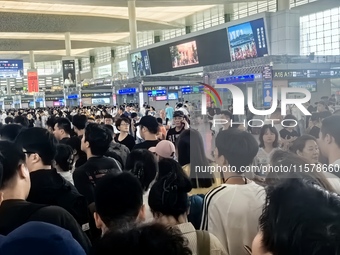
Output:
[200, 182, 265, 255]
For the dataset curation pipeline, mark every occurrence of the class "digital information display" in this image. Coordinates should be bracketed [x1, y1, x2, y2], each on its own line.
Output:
[130, 50, 152, 77]
[170, 41, 199, 68]
[0, 60, 24, 78]
[228, 18, 268, 61]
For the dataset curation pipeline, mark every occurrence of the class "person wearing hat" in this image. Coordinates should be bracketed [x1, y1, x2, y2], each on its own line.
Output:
[132, 116, 160, 150]
[149, 140, 176, 161]
[166, 111, 189, 145]
[0, 222, 86, 255]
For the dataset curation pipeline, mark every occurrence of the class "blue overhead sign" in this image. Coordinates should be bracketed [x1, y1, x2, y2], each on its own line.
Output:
[118, 88, 137, 95]
[216, 74, 255, 84]
[0, 60, 24, 78]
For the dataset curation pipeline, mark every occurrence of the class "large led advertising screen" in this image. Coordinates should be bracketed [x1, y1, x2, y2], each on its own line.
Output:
[130, 50, 152, 77]
[0, 60, 24, 78]
[148, 29, 230, 74]
[170, 41, 199, 68]
[228, 18, 268, 61]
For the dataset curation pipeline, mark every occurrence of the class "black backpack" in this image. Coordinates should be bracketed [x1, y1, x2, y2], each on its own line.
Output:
[55, 183, 90, 232]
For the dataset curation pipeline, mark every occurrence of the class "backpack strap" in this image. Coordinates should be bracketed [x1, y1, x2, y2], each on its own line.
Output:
[196, 230, 210, 255]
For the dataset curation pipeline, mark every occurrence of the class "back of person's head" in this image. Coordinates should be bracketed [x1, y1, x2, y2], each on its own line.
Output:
[54, 144, 74, 172]
[320, 115, 340, 148]
[72, 115, 87, 130]
[104, 124, 114, 134]
[46, 116, 57, 130]
[0, 222, 86, 255]
[131, 112, 137, 119]
[84, 123, 112, 156]
[266, 151, 335, 192]
[255, 179, 340, 255]
[4, 117, 13, 125]
[0, 141, 26, 189]
[0, 124, 26, 142]
[177, 129, 213, 188]
[282, 114, 297, 126]
[125, 149, 158, 192]
[94, 172, 144, 229]
[215, 129, 258, 172]
[94, 223, 192, 255]
[15, 127, 57, 166]
[149, 166, 192, 219]
[13, 115, 29, 127]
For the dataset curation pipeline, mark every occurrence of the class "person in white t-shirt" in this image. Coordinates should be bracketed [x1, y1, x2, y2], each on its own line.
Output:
[201, 129, 265, 255]
[318, 115, 340, 192]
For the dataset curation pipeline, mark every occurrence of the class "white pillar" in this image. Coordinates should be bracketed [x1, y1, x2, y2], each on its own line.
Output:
[128, 0, 138, 50]
[65, 32, 72, 56]
[277, 0, 290, 11]
[29, 51, 35, 69]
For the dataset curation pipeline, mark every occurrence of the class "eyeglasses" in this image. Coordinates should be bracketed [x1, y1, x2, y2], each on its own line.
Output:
[120, 123, 130, 126]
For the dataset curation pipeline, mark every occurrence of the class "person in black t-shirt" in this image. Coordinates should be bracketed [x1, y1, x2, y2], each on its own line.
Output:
[133, 116, 159, 150]
[0, 141, 91, 254]
[114, 117, 135, 151]
[207, 103, 215, 132]
[73, 123, 122, 205]
[279, 116, 300, 150]
[166, 111, 189, 145]
[53, 117, 72, 143]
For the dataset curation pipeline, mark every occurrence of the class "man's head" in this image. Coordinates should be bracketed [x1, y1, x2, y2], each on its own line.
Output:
[94, 172, 144, 233]
[4, 117, 13, 125]
[252, 179, 340, 255]
[317, 101, 327, 112]
[0, 124, 26, 142]
[214, 129, 258, 171]
[72, 115, 88, 135]
[318, 116, 340, 160]
[53, 118, 72, 141]
[104, 114, 113, 125]
[136, 116, 159, 140]
[15, 127, 57, 171]
[94, 223, 192, 255]
[13, 116, 29, 127]
[115, 117, 130, 133]
[173, 111, 184, 128]
[0, 141, 30, 198]
[46, 116, 57, 133]
[81, 123, 112, 157]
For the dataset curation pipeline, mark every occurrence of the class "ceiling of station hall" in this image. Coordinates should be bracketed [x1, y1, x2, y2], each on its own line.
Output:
[0, 0, 262, 59]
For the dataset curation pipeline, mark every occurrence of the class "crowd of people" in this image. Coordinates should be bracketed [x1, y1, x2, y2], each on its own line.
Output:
[0, 98, 339, 255]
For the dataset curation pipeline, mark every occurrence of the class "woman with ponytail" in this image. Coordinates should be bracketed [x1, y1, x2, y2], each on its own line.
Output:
[149, 162, 226, 255]
[125, 149, 158, 221]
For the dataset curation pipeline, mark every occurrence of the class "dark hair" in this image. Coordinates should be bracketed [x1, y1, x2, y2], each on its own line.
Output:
[0, 141, 25, 188]
[115, 117, 131, 131]
[177, 129, 214, 188]
[259, 178, 340, 255]
[125, 149, 158, 192]
[84, 123, 113, 156]
[282, 114, 297, 126]
[215, 129, 259, 173]
[131, 113, 137, 119]
[94, 223, 192, 255]
[104, 114, 113, 120]
[72, 115, 87, 130]
[104, 124, 114, 134]
[156, 118, 163, 124]
[15, 127, 57, 165]
[149, 168, 192, 219]
[290, 135, 317, 155]
[0, 124, 26, 142]
[321, 116, 340, 147]
[94, 172, 143, 228]
[157, 158, 191, 184]
[259, 125, 279, 148]
[267, 150, 335, 192]
[221, 110, 232, 119]
[4, 117, 13, 124]
[55, 144, 74, 172]
[95, 115, 101, 120]
[55, 118, 72, 135]
[14, 115, 29, 127]
[46, 116, 57, 130]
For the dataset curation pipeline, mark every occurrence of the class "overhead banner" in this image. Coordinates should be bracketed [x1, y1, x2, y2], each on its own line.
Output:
[262, 65, 273, 107]
[27, 69, 39, 93]
[62, 59, 76, 86]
